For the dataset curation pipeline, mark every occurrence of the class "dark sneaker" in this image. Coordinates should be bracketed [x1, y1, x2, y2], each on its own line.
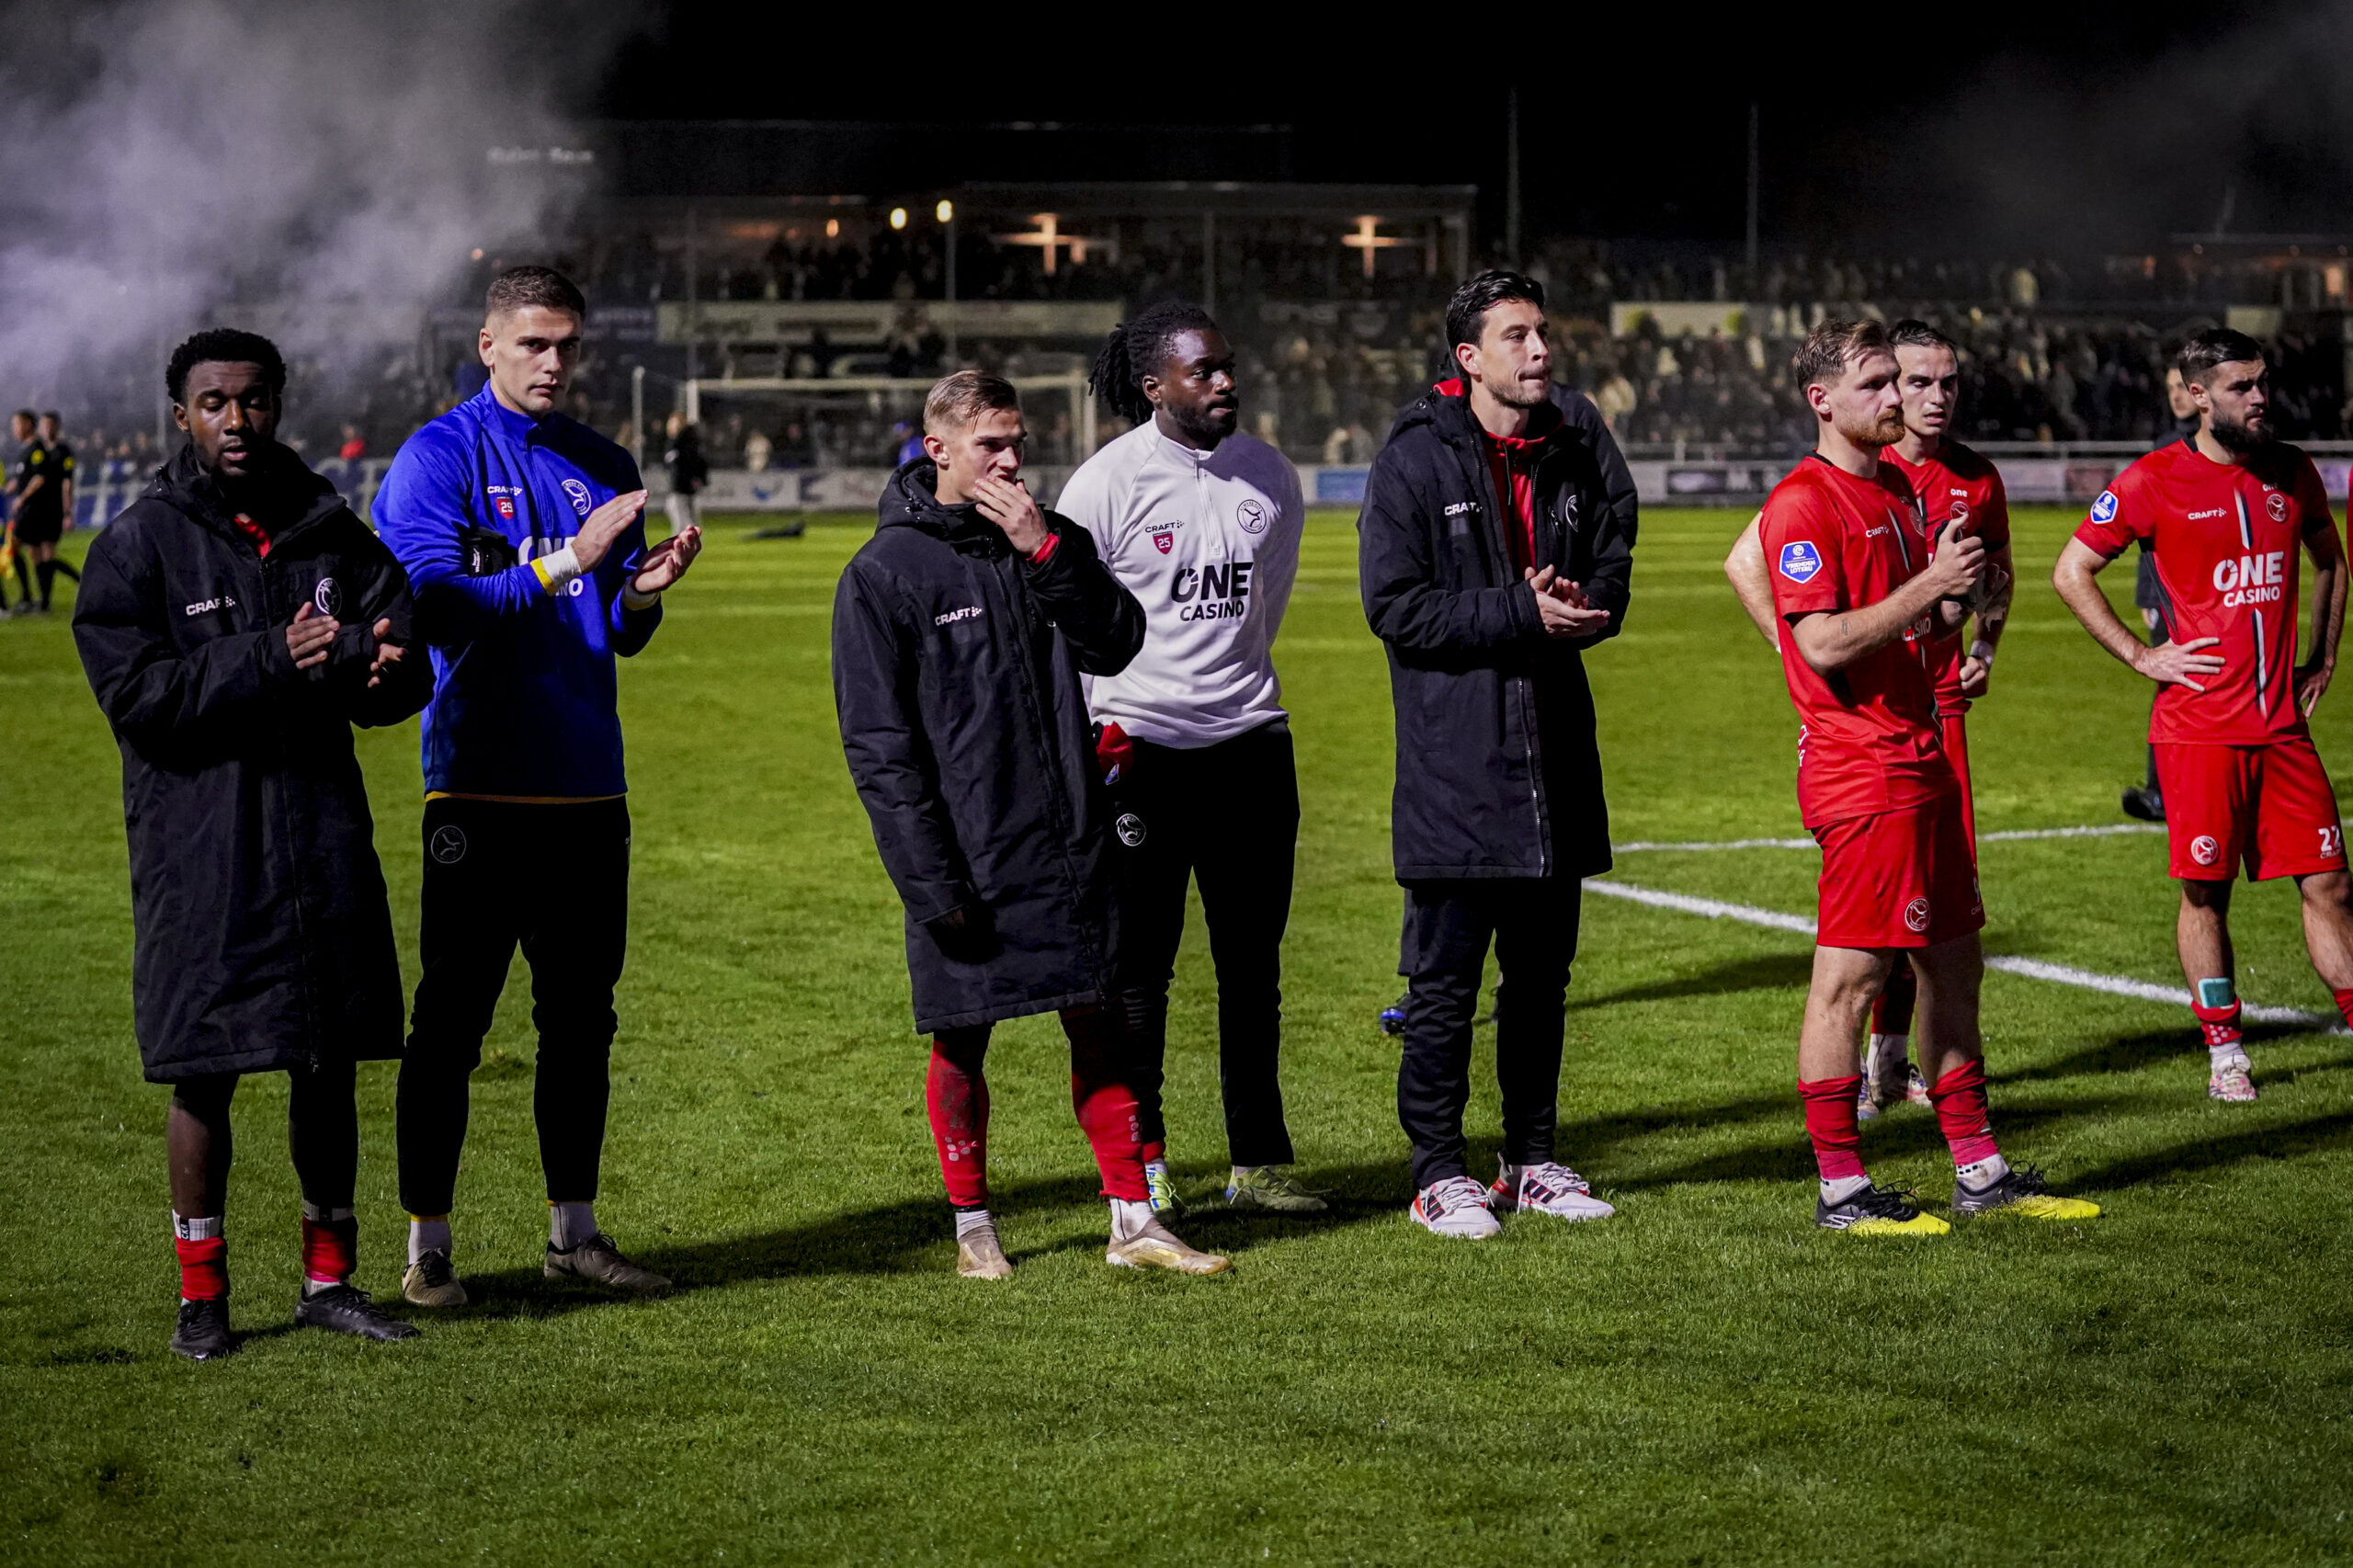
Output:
[170, 1298, 235, 1360]
[402, 1247, 469, 1308]
[2121, 785, 2165, 823]
[544, 1233, 672, 1294]
[1951, 1165, 2101, 1221]
[294, 1283, 421, 1341]
[1814, 1183, 1950, 1236]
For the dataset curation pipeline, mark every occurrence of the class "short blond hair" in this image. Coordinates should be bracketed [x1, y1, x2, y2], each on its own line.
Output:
[924, 370, 1019, 436]
[1792, 318, 1893, 392]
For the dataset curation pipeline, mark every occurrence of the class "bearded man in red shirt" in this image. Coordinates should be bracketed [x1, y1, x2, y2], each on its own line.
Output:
[2055, 326, 2353, 1104]
[1757, 318, 2099, 1234]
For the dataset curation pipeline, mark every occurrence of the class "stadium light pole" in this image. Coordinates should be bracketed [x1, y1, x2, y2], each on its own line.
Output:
[1203, 209, 1217, 316]
[1505, 85, 1521, 266]
[941, 199, 959, 368]
[631, 364, 645, 471]
[1745, 102, 1760, 285]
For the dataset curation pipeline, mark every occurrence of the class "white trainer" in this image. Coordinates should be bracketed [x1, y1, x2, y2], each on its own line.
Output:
[1410, 1176, 1501, 1239]
[1490, 1160, 1616, 1221]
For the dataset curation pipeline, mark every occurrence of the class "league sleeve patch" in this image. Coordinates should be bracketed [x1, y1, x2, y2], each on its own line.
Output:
[2089, 490, 2119, 525]
[1777, 540, 1823, 584]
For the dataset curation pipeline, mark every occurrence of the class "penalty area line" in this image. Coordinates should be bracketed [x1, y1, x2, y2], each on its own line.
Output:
[1613, 823, 2165, 854]
[1582, 876, 2341, 1031]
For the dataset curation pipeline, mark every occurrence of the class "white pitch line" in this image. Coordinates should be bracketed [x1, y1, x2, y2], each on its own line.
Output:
[1615, 823, 2165, 853]
[1584, 877, 2341, 1030]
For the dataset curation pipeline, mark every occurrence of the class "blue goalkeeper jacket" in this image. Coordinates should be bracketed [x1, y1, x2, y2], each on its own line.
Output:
[374, 387, 660, 798]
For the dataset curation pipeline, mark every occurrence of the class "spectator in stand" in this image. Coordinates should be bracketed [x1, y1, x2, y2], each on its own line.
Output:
[338, 424, 367, 464]
[745, 429, 772, 473]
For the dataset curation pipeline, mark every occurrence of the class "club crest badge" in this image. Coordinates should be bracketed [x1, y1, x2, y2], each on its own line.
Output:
[312, 577, 342, 618]
[430, 825, 468, 864]
[1116, 812, 1148, 847]
[563, 478, 593, 517]
[1904, 897, 1931, 933]
[2190, 835, 2221, 868]
[2268, 492, 2289, 523]
[1237, 498, 1268, 535]
[1778, 540, 1822, 584]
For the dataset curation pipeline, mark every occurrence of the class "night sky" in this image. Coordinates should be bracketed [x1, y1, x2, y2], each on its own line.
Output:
[591, 5, 2351, 254]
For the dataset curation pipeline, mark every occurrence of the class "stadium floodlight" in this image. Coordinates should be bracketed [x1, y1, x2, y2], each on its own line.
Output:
[890, 208, 907, 231]
[936, 199, 953, 223]
[825, 218, 840, 239]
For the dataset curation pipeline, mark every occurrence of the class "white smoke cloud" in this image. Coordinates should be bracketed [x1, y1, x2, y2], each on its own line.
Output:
[0, 0, 629, 419]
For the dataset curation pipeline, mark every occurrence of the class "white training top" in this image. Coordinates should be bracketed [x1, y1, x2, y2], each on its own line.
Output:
[1057, 419, 1304, 749]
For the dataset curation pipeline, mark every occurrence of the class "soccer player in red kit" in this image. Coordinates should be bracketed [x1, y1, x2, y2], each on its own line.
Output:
[1725, 319, 2014, 1119]
[1757, 319, 2098, 1233]
[2055, 327, 2353, 1104]
[1861, 319, 2015, 1111]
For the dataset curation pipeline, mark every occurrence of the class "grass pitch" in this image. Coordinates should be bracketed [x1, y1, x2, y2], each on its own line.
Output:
[3, 503, 2350, 1566]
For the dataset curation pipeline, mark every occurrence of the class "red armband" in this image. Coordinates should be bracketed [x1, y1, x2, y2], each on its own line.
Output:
[1028, 531, 1061, 565]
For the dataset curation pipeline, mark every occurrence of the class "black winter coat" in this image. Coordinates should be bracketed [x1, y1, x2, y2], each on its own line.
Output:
[72, 443, 432, 1082]
[833, 461, 1146, 1032]
[1359, 385, 1635, 883]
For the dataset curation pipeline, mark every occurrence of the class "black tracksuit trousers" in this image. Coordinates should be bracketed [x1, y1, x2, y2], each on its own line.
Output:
[1109, 722, 1300, 1169]
[395, 797, 631, 1216]
[1397, 878, 1581, 1191]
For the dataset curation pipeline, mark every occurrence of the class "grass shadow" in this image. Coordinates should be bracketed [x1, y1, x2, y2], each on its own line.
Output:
[446, 1160, 1419, 1323]
[1570, 951, 1815, 1011]
[2068, 1109, 2353, 1193]
[2001, 1020, 2316, 1083]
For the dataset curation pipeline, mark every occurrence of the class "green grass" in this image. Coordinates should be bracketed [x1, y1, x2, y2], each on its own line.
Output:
[4, 504, 2351, 1566]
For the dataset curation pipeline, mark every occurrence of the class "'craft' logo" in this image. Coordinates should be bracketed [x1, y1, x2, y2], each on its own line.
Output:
[430, 825, 468, 864]
[1903, 897, 1931, 934]
[2190, 835, 2222, 868]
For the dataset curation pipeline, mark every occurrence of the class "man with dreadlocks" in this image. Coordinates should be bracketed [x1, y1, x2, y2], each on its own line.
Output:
[1058, 301, 1320, 1215]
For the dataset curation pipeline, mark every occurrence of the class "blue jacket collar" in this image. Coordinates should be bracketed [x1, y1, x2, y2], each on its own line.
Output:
[472, 383, 553, 446]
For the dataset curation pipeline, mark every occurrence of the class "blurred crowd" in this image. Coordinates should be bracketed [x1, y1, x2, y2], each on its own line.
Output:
[37, 223, 2353, 484]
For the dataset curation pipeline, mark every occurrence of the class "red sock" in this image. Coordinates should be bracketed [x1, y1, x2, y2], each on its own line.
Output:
[1065, 1010, 1148, 1202]
[2332, 987, 2353, 1034]
[1798, 1076, 1867, 1183]
[301, 1215, 357, 1285]
[1927, 1059, 2001, 1167]
[176, 1235, 227, 1301]
[926, 1038, 991, 1209]
[1871, 962, 1917, 1038]
[2193, 994, 2245, 1050]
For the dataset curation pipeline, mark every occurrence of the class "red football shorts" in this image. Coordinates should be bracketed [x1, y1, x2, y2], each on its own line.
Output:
[1938, 706, 1976, 850]
[1813, 795, 1984, 949]
[2155, 737, 2347, 881]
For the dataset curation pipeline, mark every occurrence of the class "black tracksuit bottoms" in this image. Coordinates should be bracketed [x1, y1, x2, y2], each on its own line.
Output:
[1110, 722, 1300, 1169]
[396, 796, 631, 1216]
[1397, 877, 1582, 1191]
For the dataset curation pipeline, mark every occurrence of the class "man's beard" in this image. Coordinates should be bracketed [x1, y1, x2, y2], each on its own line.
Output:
[1487, 374, 1551, 412]
[2211, 408, 2272, 453]
[1835, 406, 1906, 449]
[1165, 400, 1236, 448]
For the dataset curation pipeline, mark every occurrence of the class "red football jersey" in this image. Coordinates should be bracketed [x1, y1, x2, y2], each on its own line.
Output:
[1760, 454, 1958, 827]
[2075, 437, 2338, 744]
[1882, 438, 2012, 706]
